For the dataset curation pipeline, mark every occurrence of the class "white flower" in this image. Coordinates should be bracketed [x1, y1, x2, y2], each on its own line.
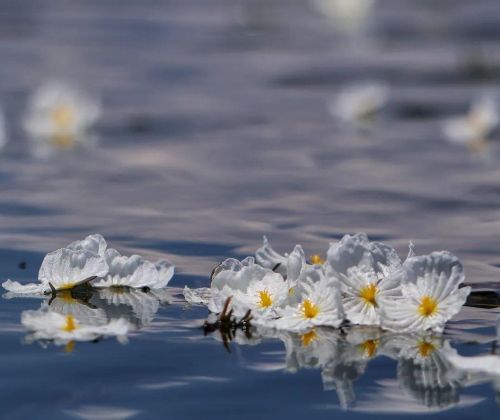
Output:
[329, 82, 388, 124]
[442, 96, 498, 149]
[92, 249, 174, 289]
[274, 272, 344, 331]
[232, 272, 289, 320]
[326, 232, 403, 326]
[3, 246, 108, 295]
[381, 252, 471, 333]
[22, 306, 130, 348]
[24, 81, 100, 150]
[312, 0, 376, 35]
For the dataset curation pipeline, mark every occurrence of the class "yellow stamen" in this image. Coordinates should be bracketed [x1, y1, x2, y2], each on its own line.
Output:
[418, 340, 436, 358]
[300, 329, 317, 347]
[52, 105, 74, 129]
[58, 282, 77, 291]
[62, 315, 77, 332]
[301, 299, 319, 319]
[309, 254, 324, 265]
[57, 289, 77, 304]
[418, 296, 438, 317]
[359, 283, 377, 306]
[359, 339, 379, 358]
[258, 290, 273, 308]
[64, 340, 75, 353]
[288, 287, 295, 296]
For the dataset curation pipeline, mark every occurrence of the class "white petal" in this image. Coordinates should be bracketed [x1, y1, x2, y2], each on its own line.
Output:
[183, 286, 212, 305]
[67, 234, 107, 256]
[2, 279, 48, 295]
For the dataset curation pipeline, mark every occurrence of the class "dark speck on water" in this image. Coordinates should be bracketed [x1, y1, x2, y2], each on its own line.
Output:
[0, 1, 499, 419]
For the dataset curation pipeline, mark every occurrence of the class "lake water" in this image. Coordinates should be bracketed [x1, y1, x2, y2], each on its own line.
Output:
[0, 1, 499, 419]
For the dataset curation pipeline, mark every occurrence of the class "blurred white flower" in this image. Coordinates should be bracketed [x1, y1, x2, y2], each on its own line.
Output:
[442, 96, 498, 151]
[24, 81, 100, 151]
[381, 252, 471, 333]
[92, 248, 174, 290]
[2, 234, 109, 295]
[22, 306, 129, 349]
[312, 0, 376, 35]
[329, 82, 389, 124]
[326, 232, 403, 326]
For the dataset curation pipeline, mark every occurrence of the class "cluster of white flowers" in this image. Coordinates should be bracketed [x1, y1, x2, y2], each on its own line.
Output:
[3, 234, 174, 349]
[184, 232, 471, 334]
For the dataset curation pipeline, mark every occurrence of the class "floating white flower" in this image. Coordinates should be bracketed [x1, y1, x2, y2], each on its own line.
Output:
[24, 81, 100, 151]
[3, 245, 108, 295]
[232, 272, 289, 320]
[329, 82, 389, 124]
[326, 233, 403, 326]
[442, 96, 498, 151]
[381, 252, 471, 333]
[92, 249, 174, 290]
[274, 270, 344, 331]
[22, 306, 130, 348]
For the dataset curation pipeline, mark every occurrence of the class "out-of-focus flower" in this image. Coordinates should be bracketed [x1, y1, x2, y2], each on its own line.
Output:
[92, 249, 174, 290]
[329, 82, 389, 124]
[326, 232, 403, 326]
[312, 0, 376, 36]
[22, 305, 130, 349]
[442, 96, 498, 153]
[2, 234, 109, 295]
[24, 81, 100, 152]
[381, 252, 470, 333]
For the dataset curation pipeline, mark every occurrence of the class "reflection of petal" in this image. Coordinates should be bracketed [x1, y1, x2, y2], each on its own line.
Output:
[48, 292, 108, 327]
[95, 288, 160, 328]
[183, 286, 211, 305]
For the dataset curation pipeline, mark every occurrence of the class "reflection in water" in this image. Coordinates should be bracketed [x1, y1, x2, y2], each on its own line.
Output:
[204, 319, 499, 412]
[19, 286, 166, 350]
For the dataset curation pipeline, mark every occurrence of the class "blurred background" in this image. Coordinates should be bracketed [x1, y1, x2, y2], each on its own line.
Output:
[1, 0, 500, 287]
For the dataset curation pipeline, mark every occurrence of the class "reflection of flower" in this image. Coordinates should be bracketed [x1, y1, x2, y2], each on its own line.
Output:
[96, 288, 161, 328]
[2, 234, 109, 295]
[381, 252, 470, 333]
[326, 232, 403, 326]
[22, 306, 130, 349]
[442, 96, 498, 152]
[383, 333, 468, 409]
[24, 81, 100, 153]
[329, 82, 388, 124]
[92, 249, 174, 290]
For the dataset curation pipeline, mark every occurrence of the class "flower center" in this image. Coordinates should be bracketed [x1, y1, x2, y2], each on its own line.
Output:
[359, 339, 379, 358]
[300, 329, 317, 347]
[52, 105, 75, 129]
[309, 254, 324, 265]
[64, 340, 75, 353]
[301, 299, 319, 319]
[418, 296, 438, 317]
[62, 315, 77, 332]
[418, 340, 436, 358]
[359, 283, 377, 306]
[258, 290, 273, 308]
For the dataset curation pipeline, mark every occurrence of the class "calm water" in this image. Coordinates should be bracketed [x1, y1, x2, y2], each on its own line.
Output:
[0, 1, 500, 418]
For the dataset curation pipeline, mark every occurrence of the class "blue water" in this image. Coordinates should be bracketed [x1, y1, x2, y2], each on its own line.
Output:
[0, 1, 499, 418]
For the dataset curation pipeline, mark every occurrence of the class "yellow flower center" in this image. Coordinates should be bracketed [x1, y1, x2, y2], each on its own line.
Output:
[418, 296, 438, 317]
[309, 254, 324, 265]
[258, 290, 273, 308]
[418, 340, 436, 358]
[359, 283, 377, 306]
[58, 282, 77, 291]
[301, 299, 319, 319]
[359, 339, 379, 358]
[300, 329, 317, 347]
[62, 315, 77, 332]
[52, 105, 75, 129]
